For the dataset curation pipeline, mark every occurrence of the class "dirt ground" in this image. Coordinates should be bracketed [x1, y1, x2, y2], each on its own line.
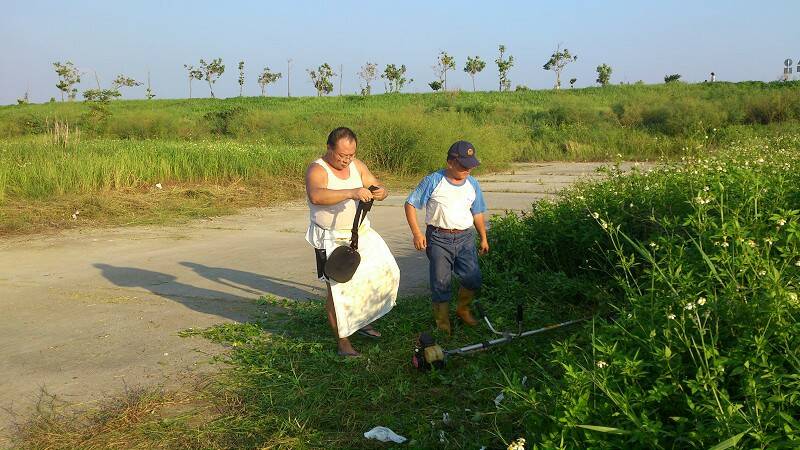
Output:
[0, 162, 632, 440]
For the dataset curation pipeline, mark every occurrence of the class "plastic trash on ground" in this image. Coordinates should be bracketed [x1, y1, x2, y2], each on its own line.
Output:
[364, 426, 407, 443]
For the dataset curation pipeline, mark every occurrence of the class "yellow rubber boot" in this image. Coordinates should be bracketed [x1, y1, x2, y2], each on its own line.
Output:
[455, 287, 479, 326]
[432, 302, 451, 335]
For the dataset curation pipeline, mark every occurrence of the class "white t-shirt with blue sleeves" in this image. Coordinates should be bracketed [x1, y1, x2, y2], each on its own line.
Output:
[406, 170, 487, 230]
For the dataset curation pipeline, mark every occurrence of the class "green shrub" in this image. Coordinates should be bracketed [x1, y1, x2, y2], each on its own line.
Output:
[484, 135, 800, 448]
[742, 91, 798, 125]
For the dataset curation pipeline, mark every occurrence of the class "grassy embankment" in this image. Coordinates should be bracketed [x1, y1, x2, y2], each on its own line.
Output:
[1, 81, 798, 234]
[10, 82, 800, 449]
[15, 133, 800, 449]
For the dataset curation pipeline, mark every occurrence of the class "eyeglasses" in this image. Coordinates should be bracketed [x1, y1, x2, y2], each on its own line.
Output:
[333, 150, 356, 161]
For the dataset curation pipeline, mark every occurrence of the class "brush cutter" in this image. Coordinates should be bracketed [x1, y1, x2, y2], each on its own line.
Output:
[412, 302, 590, 371]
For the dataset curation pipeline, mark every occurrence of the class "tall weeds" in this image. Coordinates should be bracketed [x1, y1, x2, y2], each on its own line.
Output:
[484, 135, 800, 448]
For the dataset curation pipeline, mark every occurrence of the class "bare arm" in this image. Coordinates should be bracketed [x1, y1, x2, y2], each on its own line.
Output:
[355, 159, 388, 201]
[473, 213, 489, 255]
[305, 163, 373, 205]
[405, 203, 427, 251]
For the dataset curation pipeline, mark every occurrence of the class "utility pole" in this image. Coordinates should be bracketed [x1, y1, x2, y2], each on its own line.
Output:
[339, 64, 343, 96]
[287, 58, 292, 97]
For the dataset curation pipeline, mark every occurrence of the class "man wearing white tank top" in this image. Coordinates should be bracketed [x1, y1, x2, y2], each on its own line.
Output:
[305, 127, 392, 357]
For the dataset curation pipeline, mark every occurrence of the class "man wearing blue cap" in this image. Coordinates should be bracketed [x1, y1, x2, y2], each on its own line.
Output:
[404, 140, 489, 334]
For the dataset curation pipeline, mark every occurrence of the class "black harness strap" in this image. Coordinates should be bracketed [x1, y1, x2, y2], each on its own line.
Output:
[349, 188, 377, 250]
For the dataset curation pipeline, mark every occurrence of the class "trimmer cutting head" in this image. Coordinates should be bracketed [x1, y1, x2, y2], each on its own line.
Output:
[412, 332, 445, 371]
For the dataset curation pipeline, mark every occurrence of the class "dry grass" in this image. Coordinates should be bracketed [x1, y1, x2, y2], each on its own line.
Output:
[0, 177, 305, 237]
[9, 382, 219, 449]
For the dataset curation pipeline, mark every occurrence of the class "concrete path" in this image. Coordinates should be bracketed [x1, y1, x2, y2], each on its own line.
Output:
[0, 162, 621, 436]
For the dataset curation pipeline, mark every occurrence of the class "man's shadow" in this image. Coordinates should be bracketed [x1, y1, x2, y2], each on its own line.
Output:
[93, 263, 269, 322]
[179, 261, 321, 300]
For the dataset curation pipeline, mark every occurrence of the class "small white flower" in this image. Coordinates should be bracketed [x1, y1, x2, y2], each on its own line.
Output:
[747, 240, 756, 248]
[765, 238, 773, 245]
[596, 360, 608, 368]
[703, 186, 710, 192]
[721, 242, 729, 248]
[649, 242, 657, 248]
[591, 212, 600, 219]
[778, 219, 786, 226]
[685, 303, 695, 310]
[601, 221, 608, 230]
[155, 183, 163, 189]
[795, 260, 800, 267]
[667, 314, 676, 320]
[629, 203, 634, 208]
[758, 270, 766, 276]
[508, 438, 527, 450]
[696, 297, 706, 306]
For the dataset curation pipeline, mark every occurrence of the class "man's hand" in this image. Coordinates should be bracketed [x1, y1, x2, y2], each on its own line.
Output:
[478, 238, 489, 255]
[412, 232, 427, 251]
[351, 187, 374, 202]
[370, 186, 388, 201]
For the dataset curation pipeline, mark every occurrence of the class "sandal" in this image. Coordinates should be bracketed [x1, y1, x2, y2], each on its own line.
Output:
[356, 325, 382, 338]
[337, 349, 362, 358]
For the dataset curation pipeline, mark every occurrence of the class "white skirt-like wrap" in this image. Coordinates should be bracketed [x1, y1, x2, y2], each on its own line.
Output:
[306, 220, 400, 338]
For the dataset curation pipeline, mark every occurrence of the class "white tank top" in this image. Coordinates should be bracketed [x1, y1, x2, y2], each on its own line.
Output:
[309, 158, 363, 230]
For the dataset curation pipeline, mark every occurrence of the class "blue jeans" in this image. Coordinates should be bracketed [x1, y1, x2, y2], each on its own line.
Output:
[425, 226, 482, 303]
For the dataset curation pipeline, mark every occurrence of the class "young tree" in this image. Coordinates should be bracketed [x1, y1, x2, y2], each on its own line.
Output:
[199, 58, 225, 98]
[83, 88, 121, 102]
[83, 88, 121, 121]
[238, 61, 245, 96]
[308, 63, 335, 96]
[543, 45, 577, 90]
[17, 89, 29, 105]
[145, 71, 155, 100]
[381, 64, 411, 93]
[596, 63, 612, 86]
[428, 80, 443, 92]
[257, 67, 282, 96]
[183, 64, 202, 98]
[432, 51, 455, 91]
[569, 78, 577, 88]
[463, 56, 486, 92]
[664, 73, 682, 83]
[111, 74, 141, 98]
[495, 45, 514, 92]
[53, 61, 81, 101]
[358, 62, 378, 96]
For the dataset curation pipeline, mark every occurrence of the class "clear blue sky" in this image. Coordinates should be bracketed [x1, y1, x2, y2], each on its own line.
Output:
[2, 0, 798, 104]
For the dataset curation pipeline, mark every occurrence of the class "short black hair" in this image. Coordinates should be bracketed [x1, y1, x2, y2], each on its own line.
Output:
[327, 127, 358, 148]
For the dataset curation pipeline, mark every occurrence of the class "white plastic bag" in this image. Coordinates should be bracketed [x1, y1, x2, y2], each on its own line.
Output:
[364, 426, 407, 443]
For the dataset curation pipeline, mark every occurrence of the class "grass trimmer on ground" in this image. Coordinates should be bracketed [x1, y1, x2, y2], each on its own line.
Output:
[412, 302, 590, 371]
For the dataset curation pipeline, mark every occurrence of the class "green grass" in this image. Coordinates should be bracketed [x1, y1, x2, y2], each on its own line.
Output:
[483, 134, 800, 448]
[14, 294, 589, 449]
[13, 134, 800, 449]
[2, 81, 799, 234]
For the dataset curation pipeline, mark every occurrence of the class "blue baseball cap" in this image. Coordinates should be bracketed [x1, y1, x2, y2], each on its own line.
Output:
[447, 140, 480, 169]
